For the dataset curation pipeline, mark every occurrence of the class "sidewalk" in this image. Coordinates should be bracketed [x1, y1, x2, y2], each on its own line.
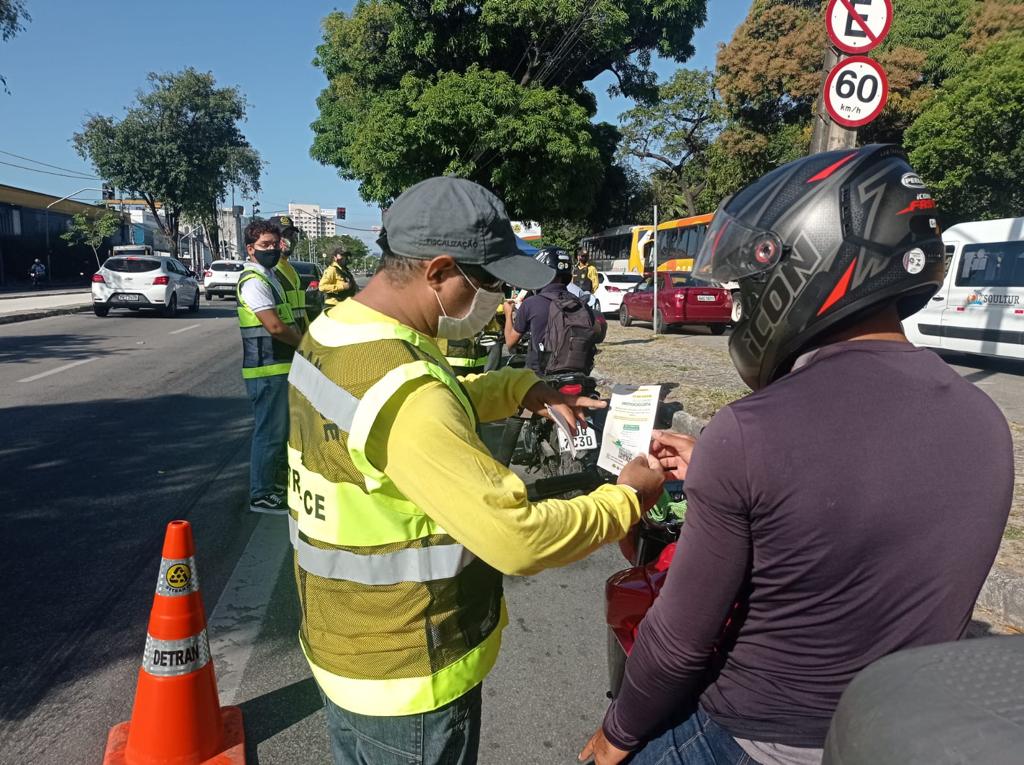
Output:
[0, 290, 93, 324]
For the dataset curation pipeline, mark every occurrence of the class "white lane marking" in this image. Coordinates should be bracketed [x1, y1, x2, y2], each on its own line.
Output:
[169, 323, 202, 335]
[208, 514, 291, 705]
[17, 357, 96, 383]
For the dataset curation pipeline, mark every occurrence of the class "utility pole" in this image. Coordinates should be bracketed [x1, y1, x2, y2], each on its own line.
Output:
[809, 49, 858, 154]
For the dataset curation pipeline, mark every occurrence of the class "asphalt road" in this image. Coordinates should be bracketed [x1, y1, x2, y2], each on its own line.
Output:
[0, 302, 621, 764]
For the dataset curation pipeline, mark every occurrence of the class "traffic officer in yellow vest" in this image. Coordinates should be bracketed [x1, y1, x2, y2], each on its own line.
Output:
[287, 176, 665, 764]
[270, 215, 309, 332]
[319, 246, 359, 307]
[574, 248, 599, 293]
[237, 219, 302, 514]
[437, 312, 502, 376]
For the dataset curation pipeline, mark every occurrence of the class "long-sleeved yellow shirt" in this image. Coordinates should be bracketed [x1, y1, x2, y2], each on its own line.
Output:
[335, 298, 641, 575]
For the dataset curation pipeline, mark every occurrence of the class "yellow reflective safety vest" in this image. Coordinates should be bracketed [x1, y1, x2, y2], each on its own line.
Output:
[275, 258, 308, 330]
[287, 312, 505, 716]
[236, 268, 297, 379]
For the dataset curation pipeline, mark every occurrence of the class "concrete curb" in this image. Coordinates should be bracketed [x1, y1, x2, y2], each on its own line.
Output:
[0, 304, 92, 325]
[669, 410, 1024, 632]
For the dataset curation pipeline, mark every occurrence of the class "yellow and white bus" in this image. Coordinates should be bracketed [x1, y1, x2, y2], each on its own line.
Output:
[580, 224, 653, 273]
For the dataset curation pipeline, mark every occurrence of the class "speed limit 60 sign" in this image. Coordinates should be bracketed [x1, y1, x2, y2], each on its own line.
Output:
[826, 0, 892, 54]
[824, 56, 889, 128]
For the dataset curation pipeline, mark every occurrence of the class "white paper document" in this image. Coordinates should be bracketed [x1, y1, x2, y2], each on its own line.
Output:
[597, 384, 662, 475]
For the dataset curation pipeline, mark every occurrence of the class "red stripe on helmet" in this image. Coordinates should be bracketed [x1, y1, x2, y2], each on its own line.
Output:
[807, 152, 859, 183]
[818, 258, 858, 316]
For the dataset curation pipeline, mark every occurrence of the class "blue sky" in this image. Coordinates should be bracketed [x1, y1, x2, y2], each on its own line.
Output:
[0, 0, 747, 243]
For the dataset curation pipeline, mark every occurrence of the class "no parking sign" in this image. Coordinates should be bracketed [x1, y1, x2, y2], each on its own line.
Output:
[826, 0, 892, 54]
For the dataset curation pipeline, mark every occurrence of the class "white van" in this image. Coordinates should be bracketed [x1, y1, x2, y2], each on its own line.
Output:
[904, 217, 1024, 360]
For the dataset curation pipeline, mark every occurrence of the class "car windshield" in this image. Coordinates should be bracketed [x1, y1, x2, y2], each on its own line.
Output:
[606, 274, 643, 284]
[104, 258, 162, 273]
[211, 262, 245, 272]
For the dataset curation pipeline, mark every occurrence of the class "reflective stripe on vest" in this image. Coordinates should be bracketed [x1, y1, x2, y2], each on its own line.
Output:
[288, 514, 474, 585]
[445, 355, 488, 370]
[237, 270, 296, 378]
[299, 604, 507, 717]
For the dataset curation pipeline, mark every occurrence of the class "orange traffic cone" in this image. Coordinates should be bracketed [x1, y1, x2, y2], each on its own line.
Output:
[103, 520, 245, 765]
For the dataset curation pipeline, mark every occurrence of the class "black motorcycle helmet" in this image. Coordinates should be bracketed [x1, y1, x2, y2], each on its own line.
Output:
[694, 144, 945, 391]
[534, 246, 572, 283]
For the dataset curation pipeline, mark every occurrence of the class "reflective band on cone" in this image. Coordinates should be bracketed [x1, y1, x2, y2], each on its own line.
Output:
[102, 520, 245, 765]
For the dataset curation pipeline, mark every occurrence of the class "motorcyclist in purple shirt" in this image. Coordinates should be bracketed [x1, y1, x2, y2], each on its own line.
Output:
[580, 145, 1014, 765]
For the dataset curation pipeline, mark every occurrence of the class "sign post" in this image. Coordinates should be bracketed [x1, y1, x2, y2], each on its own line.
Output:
[809, 0, 892, 153]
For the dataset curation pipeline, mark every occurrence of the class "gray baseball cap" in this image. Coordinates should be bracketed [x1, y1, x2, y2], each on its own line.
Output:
[380, 176, 554, 290]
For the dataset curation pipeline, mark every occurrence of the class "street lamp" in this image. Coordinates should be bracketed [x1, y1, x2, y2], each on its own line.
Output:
[45, 187, 105, 283]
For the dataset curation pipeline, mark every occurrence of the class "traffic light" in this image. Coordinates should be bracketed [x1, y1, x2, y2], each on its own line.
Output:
[336, 207, 346, 220]
[252, 201, 260, 217]
[102, 183, 115, 201]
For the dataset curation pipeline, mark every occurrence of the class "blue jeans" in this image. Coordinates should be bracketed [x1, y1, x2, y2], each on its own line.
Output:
[628, 708, 757, 765]
[244, 374, 289, 500]
[318, 684, 482, 765]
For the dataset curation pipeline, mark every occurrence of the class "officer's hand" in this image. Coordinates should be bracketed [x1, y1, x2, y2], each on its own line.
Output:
[617, 454, 665, 511]
[650, 430, 697, 481]
[521, 381, 607, 436]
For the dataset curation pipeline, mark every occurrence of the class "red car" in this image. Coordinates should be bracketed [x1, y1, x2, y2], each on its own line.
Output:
[619, 271, 732, 334]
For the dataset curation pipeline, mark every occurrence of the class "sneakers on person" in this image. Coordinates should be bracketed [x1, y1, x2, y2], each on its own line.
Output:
[249, 493, 288, 515]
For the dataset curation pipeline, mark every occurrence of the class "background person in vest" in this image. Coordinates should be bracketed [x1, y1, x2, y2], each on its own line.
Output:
[574, 248, 598, 293]
[319, 246, 358, 307]
[237, 219, 302, 514]
[287, 176, 664, 765]
[270, 215, 308, 332]
[504, 248, 601, 374]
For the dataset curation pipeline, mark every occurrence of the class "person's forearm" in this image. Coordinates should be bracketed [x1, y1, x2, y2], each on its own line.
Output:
[383, 382, 642, 575]
[602, 505, 751, 750]
[271, 325, 303, 347]
[459, 366, 538, 422]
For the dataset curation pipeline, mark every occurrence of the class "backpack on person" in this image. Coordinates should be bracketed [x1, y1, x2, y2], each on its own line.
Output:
[542, 291, 598, 373]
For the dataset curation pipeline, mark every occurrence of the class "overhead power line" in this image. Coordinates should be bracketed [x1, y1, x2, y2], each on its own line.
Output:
[0, 159, 102, 180]
[0, 149, 100, 178]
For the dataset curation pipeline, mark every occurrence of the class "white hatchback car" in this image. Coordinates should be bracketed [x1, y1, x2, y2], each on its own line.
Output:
[203, 259, 246, 300]
[91, 254, 200, 317]
[593, 271, 644, 314]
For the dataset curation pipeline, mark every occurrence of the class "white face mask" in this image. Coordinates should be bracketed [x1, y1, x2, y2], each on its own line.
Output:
[435, 265, 504, 340]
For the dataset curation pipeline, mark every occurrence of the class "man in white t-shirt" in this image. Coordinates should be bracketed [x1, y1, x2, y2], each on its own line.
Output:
[236, 219, 303, 514]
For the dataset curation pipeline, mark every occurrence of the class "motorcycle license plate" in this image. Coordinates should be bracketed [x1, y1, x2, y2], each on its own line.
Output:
[557, 428, 598, 454]
[697, 294, 716, 302]
[117, 294, 140, 302]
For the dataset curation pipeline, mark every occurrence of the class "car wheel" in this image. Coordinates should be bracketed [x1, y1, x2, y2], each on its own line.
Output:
[190, 290, 200, 312]
[93, 304, 109, 317]
[654, 310, 668, 335]
[619, 304, 633, 327]
[163, 294, 178, 318]
[710, 324, 727, 336]
[731, 290, 743, 324]
[205, 292, 212, 301]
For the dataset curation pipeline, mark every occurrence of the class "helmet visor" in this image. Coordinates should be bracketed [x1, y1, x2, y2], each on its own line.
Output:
[693, 210, 785, 283]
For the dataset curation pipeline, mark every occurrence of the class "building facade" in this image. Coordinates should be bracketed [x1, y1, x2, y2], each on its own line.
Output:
[287, 203, 335, 240]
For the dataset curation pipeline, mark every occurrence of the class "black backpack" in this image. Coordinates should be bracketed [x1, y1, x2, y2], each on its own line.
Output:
[542, 291, 597, 373]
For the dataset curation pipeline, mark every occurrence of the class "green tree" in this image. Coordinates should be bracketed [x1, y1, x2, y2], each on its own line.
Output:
[906, 34, 1024, 222]
[311, 0, 707, 220]
[0, 0, 30, 92]
[60, 211, 123, 268]
[73, 68, 262, 258]
[619, 69, 724, 216]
